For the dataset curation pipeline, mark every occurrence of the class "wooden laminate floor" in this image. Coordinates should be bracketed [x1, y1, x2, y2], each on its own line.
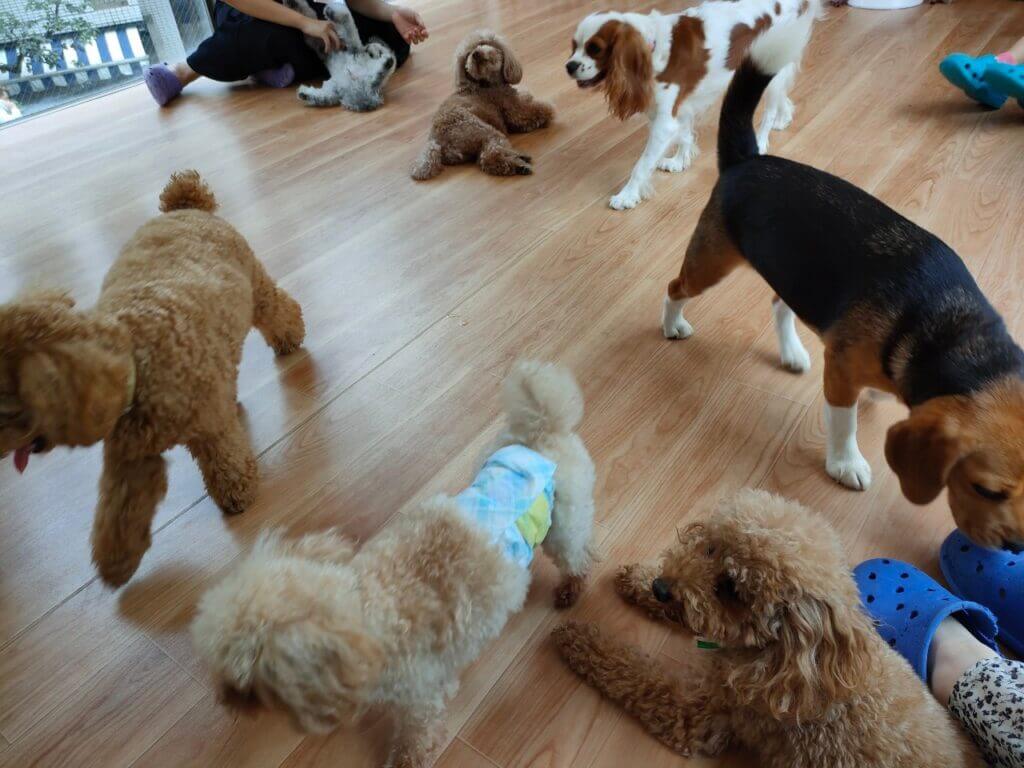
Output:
[2, 0, 1023, 765]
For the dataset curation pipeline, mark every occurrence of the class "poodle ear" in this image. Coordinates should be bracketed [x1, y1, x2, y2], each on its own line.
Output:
[755, 594, 870, 721]
[496, 38, 523, 84]
[18, 341, 133, 446]
[604, 23, 653, 120]
[258, 622, 386, 733]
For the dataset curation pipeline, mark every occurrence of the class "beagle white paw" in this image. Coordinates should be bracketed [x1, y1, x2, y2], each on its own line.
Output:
[779, 342, 811, 373]
[826, 452, 872, 491]
[662, 297, 693, 339]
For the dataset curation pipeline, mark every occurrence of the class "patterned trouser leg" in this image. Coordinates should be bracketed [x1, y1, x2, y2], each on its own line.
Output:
[949, 657, 1024, 767]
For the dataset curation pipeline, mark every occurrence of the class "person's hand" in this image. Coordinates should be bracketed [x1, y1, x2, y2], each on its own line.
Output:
[391, 6, 428, 45]
[301, 17, 343, 52]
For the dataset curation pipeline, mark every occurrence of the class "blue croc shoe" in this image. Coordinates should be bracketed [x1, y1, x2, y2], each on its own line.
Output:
[854, 558, 999, 682]
[941, 530, 1024, 656]
[939, 53, 1007, 109]
[983, 60, 1024, 109]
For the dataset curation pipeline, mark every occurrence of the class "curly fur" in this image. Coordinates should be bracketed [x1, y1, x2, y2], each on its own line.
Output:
[554, 490, 986, 767]
[286, 0, 396, 112]
[192, 360, 596, 767]
[411, 30, 554, 180]
[0, 170, 304, 587]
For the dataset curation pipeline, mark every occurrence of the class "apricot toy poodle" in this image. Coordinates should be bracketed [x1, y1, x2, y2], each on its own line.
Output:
[192, 360, 597, 768]
[553, 490, 985, 767]
[411, 30, 554, 179]
[0, 170, 304, 587]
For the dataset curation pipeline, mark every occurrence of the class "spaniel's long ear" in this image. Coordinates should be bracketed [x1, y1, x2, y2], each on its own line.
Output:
[604, 23, 653, 120]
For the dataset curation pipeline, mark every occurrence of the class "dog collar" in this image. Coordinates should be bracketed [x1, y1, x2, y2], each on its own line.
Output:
[696, 638, 720, 650]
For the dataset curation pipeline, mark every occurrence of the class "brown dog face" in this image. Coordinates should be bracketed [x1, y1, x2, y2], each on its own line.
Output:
[566, 15, 653, 120]
[650, 491, 871, 719]
[886, 379, 1024, 549]
[0, 293, 132, 473]
[456, 32, 522, 88]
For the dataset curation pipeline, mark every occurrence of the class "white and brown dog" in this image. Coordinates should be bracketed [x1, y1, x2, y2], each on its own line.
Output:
[566, 0, 819, 210]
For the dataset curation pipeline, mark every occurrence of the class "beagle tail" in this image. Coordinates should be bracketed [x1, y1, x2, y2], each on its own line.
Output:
[718, 8, 816, 171]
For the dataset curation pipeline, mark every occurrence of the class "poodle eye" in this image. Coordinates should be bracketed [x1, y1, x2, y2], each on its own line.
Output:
[972, 483, 1009, 502]
[585, 41, 601, 57]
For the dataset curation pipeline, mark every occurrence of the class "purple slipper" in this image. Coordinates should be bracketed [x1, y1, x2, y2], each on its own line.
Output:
[255, 63, 295, 88]
[144, 64, 183, 107]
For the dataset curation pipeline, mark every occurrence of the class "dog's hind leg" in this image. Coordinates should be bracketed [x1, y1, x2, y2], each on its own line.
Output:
[189, 413, 258, 516]
[91, 448, 168, 587]
[387, 699, 447, 768]
[756, 62, 797, 154]
[544, 495, 597, 609]
[479, 136, 532, 176]
[297, 83, 339, 107]
[772, 295, 811, 372]
[552, 621, 731, 757]
[663, 188, 744, 339]
[250, 258, 304, 355]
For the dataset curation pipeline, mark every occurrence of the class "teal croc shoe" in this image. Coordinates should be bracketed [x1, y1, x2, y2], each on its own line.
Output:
[983, 60, 1024, 108]
[939, 54, 1007, 109]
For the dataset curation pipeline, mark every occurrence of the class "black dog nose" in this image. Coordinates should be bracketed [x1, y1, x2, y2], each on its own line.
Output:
[1004, 540, 1024, 554]
[652, 579, 673, 603]
[566, 60, 580, 76]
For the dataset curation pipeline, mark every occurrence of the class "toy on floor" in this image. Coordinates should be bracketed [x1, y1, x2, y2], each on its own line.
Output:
[192, 360, 596, 768]
[411, 30, 554, 179]
[285, 0, 397, 111]
[940, 39, 1024, 110]
[553, 490, 987, 767]
[0, 170, 305, 587]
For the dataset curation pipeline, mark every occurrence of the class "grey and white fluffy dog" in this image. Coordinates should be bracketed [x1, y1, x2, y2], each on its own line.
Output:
[284, 0, 396, 111]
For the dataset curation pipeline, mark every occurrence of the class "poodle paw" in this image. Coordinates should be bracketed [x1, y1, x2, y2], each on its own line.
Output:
[826, 452, 872, 491]
[95, 550, 145, 588]
[554, 574, 586, 609]
[513, 157, 533, 175]
[270, 329, 303, 356]
[615, 563, 658, 604]
[779, 341, 811, 373]
[610, 188, 642, 210]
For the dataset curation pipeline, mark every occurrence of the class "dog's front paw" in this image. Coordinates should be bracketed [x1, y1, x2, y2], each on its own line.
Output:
[772, 98, 794, 130]
[610, 188, 642, 210]
[657, 156, 689, 173]
[615, 563, 658, 604]
[554, 574, 586, 609]
[94, 549, 146, 588]
[826, 451, 872, 491]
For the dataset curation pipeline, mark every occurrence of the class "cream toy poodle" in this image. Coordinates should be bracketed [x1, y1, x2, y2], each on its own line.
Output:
[554, 490, 985, 767]
[192, 360, 596, 767]
[0, 171, 304, 587]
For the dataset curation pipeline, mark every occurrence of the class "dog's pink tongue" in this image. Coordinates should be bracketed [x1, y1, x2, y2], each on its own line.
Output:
[13, 447, 30, 474]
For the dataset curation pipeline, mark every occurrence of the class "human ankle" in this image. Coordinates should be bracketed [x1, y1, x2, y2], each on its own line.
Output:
[928, 617, 998, 705]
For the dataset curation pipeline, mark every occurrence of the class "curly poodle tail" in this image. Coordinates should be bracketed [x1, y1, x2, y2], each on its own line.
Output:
[502, 359, 584, 443]
[159, 169, 218, 213]
[410, 139, 444, 180]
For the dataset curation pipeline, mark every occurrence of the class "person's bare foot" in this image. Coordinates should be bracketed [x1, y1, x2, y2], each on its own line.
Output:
[928, 616, 999, 705]
[173, 62, 200, 87]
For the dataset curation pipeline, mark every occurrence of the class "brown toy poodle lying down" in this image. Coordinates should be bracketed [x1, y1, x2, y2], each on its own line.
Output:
[554, 490, 986, 768]
[0, 170, 304, 587]
[192, 361, 597, 768]
[411, 30, 554, 179]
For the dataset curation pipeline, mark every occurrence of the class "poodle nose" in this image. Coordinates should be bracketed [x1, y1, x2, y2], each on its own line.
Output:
[652, 579, 673, 603]
[566, 60, 580, 76]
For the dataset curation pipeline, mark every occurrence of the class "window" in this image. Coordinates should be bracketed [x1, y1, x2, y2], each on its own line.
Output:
[0, 0, 211, 124]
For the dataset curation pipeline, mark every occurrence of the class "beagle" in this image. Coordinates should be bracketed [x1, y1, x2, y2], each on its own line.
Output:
[662, 46, 1024, 548]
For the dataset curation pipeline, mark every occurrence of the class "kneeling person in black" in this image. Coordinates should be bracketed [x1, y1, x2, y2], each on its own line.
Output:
[144, 0, 427, 106]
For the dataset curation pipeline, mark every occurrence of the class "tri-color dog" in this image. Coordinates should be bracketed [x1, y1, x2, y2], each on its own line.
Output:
[662, 45, 1024, 548]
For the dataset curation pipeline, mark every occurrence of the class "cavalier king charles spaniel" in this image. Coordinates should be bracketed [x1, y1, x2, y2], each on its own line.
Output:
[566, 0, 820, 210]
